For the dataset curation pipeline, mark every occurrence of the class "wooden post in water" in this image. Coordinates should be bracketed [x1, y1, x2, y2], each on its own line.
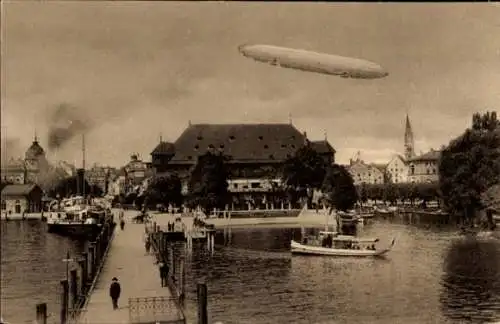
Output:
[197, 283, 208, 324]
[80, 252, 88, 293]
[70, 269, 78, 307]
[60, 279, 69, 324]
[179, 257, 185, 305]
[89, 243, 96, 279]
[36, 303, 47, 324]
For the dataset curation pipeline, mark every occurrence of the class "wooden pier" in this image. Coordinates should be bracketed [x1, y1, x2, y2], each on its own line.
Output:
[78, 211, 185, 324]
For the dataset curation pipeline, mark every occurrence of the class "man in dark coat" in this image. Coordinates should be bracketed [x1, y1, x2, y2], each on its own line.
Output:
[159, 262, 169, 287]
[109, 277, 121, 310]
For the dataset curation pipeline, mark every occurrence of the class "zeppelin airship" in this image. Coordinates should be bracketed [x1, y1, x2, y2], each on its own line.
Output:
[238, 44, 388, 79]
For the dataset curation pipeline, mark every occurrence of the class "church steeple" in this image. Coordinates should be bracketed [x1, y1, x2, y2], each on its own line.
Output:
[404, 114, 415, 160]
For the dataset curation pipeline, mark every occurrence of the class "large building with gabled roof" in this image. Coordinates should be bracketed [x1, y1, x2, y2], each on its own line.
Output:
[150, 122, 336, 208]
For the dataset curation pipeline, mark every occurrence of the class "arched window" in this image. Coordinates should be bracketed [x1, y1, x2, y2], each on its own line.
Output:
[410, 165, 415, 175]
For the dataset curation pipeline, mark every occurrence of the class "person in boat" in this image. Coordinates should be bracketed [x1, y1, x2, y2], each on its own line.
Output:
[109, 277, 121, 310]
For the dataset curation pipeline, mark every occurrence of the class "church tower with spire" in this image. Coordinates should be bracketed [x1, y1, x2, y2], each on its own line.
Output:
[404, 114, 415, 160]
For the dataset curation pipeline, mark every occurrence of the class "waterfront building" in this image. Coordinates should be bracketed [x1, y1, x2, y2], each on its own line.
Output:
[407, 149, 441, 183]
[347, 159, 385, 185]
[1, 184, 43, 215]
[1, 135, 50, 185]
[386, 154, 409, 183]
[150, 123, 336, 208]
[86, 164, 117, 194]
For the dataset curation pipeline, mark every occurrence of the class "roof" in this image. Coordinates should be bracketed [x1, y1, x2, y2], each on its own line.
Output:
[1, 184, 41, 197]
[151, 141, 175, 155]
[25, 140, 45, 160]
[168, 123, 308, 164]
[310, 140, 336, 154]
[408, 150, 441, 162]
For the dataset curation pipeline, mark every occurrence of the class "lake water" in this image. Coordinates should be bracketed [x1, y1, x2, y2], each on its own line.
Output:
[2, 219, 500, 324]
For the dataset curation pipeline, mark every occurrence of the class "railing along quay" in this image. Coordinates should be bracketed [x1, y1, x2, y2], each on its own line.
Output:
[146, 219, 212, 324]
[34, 220, 116, 324]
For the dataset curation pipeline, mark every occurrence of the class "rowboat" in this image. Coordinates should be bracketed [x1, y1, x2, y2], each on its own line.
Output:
[291, 232, 395, 257]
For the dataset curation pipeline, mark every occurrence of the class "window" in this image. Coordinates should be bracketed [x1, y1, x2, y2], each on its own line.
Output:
[194, 145, 199, 150]
[233, 183, 238, 189]
[269, 154, 275, 160]
[208, 144, 214, 149]
[229, 136, 235, 141]
[291, 145, 296, 149]
[197, 136, 203, 140]
[187, 156, 193, 160]
[432, 169, 436, 174]
[1, 200, 5, 210]
[281, 144, 286, 148]
[426, 169, 430, 175]
[15, 200, 21, 214]
[251, 183, 260, 188]
[410, 165, 415, 175]
[258, 136, 263, 141]
[219, 144, 225, 149]
[264, 145, 269, 149]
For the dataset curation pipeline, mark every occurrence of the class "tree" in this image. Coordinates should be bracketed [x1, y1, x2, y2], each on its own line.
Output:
[146, 173, 183, 208]
[187, 151, 230, 213]
[322, 164, 358, 212]
[439, 111, 500, 225]
[358, 183, 368, 206]
[282, 143, 327, 191]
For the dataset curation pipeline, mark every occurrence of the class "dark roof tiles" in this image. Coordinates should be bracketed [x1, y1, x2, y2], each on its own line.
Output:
[169, 123, 308, 163]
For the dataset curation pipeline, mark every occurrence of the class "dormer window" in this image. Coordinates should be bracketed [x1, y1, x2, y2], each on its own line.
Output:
[264, 144, 269, 149]
[194, 145, 199, 150]
[229, 135, 235, 141]
[187, 156, 193, 160]
[197, 136, 203, 141]
[281, 144, 286, 149]
[291, 144, 296, 149]
[208, 144, 215, 149]
[258, 136, 263, 141]
[219, 144, 225, 149]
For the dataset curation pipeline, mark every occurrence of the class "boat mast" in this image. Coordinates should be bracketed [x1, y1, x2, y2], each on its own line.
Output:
[82, 134, 86, 198]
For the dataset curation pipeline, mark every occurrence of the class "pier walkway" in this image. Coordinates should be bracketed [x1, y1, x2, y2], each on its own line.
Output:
[79, 211, 184, 324]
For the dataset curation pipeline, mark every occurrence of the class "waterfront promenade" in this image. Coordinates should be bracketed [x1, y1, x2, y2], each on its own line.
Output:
[79, 211, 183, 324]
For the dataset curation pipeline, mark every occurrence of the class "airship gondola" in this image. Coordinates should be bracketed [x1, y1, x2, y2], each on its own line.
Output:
[238, 44, 388, 80]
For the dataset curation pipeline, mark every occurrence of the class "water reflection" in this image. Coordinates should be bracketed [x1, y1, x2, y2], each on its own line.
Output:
[1, 221, 85, 323]
[441, 238, 500, 323]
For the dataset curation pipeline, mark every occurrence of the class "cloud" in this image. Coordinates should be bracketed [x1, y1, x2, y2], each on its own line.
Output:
[3, 3, 499, 166]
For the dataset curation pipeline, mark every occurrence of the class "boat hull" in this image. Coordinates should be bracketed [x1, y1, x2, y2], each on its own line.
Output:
[47, 222, 102, 238]
[290, 240, 391, 257]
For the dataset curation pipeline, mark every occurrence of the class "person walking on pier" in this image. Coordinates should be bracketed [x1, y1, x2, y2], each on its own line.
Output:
[145, 234, 151, 255]
[158, 262, 169, 287]
[109, 277, 121, 310]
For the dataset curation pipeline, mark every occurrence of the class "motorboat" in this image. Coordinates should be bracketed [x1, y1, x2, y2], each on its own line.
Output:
[291, 231, 395, 257]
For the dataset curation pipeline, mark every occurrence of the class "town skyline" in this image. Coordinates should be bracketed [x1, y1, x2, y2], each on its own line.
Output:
[3, 3, 499, 166]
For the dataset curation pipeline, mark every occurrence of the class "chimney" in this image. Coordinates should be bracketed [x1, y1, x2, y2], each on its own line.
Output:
[303, 131, 309, 145]
[76, 168, 85, 196]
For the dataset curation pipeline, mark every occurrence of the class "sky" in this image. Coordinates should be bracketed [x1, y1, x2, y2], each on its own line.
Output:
[2, 2, 500, 168]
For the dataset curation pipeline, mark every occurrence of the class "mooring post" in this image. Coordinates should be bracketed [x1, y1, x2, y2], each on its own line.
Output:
[197, 283, 208, 324]
[70, 269, 78, 307]
[179, 257, 185, 305]
[60, 279, 69, 324]
[80, 252, 88, 293]
[36, 303, 47, 324]
[88, 243, 96, 279]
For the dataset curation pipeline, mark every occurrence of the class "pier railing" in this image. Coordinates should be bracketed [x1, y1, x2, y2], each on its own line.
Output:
[129, 296, 185, 324]
[33, 220, 116, 324]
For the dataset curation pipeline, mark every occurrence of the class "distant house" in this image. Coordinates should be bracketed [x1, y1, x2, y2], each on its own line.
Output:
[386, 154, 409, 183]
[1, 184, 43, 214]
[347, 159, 385, 185]
[407, 149, 441, 183]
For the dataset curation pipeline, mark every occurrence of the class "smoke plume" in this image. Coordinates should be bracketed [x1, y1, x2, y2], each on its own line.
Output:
[47, 103, 91, 150]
